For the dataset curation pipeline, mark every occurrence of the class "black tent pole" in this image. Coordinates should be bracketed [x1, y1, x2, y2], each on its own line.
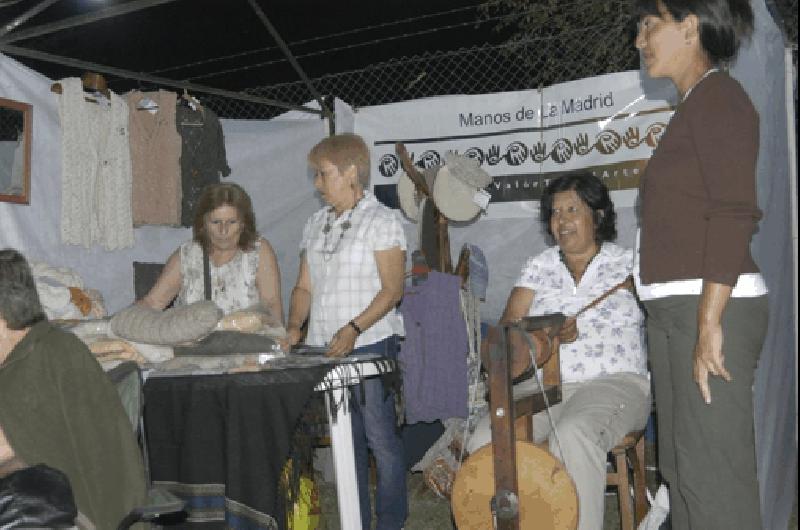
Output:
[245, 0, 333, 123]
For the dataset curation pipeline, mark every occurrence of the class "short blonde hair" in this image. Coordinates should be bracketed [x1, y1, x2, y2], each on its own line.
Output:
[308, 133, 371, 187]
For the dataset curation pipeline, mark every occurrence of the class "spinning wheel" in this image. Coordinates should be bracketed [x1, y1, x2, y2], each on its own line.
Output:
[451, 441, 578, 530]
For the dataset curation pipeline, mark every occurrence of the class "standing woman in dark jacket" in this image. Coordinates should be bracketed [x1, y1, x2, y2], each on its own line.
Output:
[633, 1, 768, 529]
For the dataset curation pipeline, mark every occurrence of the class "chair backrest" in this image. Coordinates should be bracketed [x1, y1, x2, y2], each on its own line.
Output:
[105, 362, 151, 483]
[132, 261, 176, 309]
[132, 261, 165, 302]
[105, 362, 186, 530]
[106, 361, 142, 432]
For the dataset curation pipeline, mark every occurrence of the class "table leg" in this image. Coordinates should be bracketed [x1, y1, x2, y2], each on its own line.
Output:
[325, 387, 362, 530]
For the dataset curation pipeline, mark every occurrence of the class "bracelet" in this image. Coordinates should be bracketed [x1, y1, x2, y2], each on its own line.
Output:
[348, 320, 362, 335]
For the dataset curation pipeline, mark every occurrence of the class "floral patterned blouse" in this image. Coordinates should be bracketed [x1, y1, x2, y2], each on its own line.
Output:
[515, 242, 647, 383]
[175, 240, 260, 315]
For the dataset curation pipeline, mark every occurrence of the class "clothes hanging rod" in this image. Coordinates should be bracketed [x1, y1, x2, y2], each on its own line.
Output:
[0, 0, 181, 43]
[0, 0, 62, 39]
[0, 43, 323, 115]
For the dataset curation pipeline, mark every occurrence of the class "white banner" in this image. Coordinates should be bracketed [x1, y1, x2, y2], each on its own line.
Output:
[355, 70, 675, 218]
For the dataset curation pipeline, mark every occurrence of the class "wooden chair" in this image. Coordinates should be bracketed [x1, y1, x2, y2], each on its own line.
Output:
[606, 430, 648, 530]
[496, 328, 648, 530]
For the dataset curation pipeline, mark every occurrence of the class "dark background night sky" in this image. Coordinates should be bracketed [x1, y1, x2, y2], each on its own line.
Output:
[0, 0, 507, 93]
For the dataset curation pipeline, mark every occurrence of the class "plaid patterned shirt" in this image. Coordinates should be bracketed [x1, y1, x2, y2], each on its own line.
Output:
[301, 191, 406, 348]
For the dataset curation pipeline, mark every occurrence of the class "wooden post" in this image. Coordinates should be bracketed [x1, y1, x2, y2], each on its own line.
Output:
[488, 326, 520, 530]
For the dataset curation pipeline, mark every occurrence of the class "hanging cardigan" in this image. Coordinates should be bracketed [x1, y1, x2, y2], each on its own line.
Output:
[58, 77, 134, 250]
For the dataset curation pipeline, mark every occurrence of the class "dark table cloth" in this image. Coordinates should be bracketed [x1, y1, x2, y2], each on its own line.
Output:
[143, 364, 331, 529]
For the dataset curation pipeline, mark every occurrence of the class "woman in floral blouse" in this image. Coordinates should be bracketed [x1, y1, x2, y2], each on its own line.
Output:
[467, 171, 650, 530]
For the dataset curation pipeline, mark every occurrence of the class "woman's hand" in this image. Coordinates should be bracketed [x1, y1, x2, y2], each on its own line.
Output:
[694, 281, 734, 404]
[558, 317, 579, 343]
[279, 326, 304, 352]
[693, 320, 732, 404]
[326, 325, 358, 358]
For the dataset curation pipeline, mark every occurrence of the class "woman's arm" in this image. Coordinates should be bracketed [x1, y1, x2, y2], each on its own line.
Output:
[284, 253, 312, 348]
[254, 238, 284, 326]
[139, 250, 182, 310]
[499, 287, 534, 324]
[694, 281, 734, 404]
[326, 246, 405, 357]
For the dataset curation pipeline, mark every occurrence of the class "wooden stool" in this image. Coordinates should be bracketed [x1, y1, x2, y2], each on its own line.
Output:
[606, 430, 647, 530]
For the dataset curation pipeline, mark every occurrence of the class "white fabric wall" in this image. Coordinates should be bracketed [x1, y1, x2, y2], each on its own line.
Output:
[733, 3, 797, 529]
[0, 53, 329, 314]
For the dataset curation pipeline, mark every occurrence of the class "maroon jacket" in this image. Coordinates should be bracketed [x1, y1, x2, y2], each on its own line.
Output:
[639, 71, 762, 287]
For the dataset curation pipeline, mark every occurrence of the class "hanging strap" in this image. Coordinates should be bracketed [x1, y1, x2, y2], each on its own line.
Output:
[511, 323, 567, 465]
[202, 247, 212, 301]
[574, 275, 633, 318]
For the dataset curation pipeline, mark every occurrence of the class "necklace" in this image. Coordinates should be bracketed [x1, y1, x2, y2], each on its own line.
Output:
[321, 198, 361, 261]
[682, 67, 718, 102]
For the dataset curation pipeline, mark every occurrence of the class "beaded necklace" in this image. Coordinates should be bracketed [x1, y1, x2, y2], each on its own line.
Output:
[321, 197, 362, 261]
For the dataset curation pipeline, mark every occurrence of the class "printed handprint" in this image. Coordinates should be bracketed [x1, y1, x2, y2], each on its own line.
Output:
[531, 141, 547, 163]
[504, 141, 528, 166]
[378, 154, 399, 178]
[595, 130, 622, 155]
[574, 133, 590, 155]
[551, 138, 574, 164]
[464, 147, 485, 165]
[644, 123, 667, 148]
[623, 127, 640, 148]
[486, 144, 501, 166]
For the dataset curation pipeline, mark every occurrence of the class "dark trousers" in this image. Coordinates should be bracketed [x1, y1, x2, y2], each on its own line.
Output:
[645, 295, 768, 530]
[350, 335, 407, 530]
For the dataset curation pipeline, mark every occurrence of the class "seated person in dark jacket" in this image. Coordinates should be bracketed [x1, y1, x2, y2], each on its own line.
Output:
[0, 248, 147, 529]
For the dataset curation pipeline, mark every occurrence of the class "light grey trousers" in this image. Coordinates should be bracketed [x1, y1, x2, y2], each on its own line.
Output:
[645, 295, 768, 530]
[466, 372, 651, 530]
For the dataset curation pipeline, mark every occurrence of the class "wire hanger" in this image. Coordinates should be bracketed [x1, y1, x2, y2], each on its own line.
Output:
[179, 88, 201, 110]
[80, 72, 111, 104]
[133, 79, 158, 112]
[50, 72, 111, 105]
[178, 88, 205, 126]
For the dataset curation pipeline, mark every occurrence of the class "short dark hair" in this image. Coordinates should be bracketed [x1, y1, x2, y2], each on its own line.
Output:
[308, 133, 371, 188]
[0, 249, 46, 330]
[635, 0, 753, 64]
[192, 183, 258, 251]
[539, 172, 617, 243]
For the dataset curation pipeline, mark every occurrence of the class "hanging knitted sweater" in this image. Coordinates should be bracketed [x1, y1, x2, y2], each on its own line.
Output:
[57, 77, 134, 250]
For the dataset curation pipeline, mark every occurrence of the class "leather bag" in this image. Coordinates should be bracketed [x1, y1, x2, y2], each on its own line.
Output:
[0, 464, 78, 528]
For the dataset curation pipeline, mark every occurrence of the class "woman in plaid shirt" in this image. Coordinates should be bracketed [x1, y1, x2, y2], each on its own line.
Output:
[286, 133, 407, 530]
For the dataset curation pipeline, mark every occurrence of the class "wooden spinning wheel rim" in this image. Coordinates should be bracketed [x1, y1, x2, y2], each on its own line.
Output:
[451, 441, 578, 530]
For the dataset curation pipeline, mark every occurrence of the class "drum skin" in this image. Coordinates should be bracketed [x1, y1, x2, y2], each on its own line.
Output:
[451, 441, 578, 530]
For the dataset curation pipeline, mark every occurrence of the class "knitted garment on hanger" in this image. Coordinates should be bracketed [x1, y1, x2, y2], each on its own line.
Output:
[399, 271, 469, 423]
[58, 77, 134, 250]
[176, 105, 231, 227]
[127, 90, 181, 226]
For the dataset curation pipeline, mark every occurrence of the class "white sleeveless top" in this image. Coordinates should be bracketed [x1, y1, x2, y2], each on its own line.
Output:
[176, 240, 261, 314]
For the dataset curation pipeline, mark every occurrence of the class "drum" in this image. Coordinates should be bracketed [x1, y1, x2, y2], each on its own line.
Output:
[451, 441, 578, 530]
